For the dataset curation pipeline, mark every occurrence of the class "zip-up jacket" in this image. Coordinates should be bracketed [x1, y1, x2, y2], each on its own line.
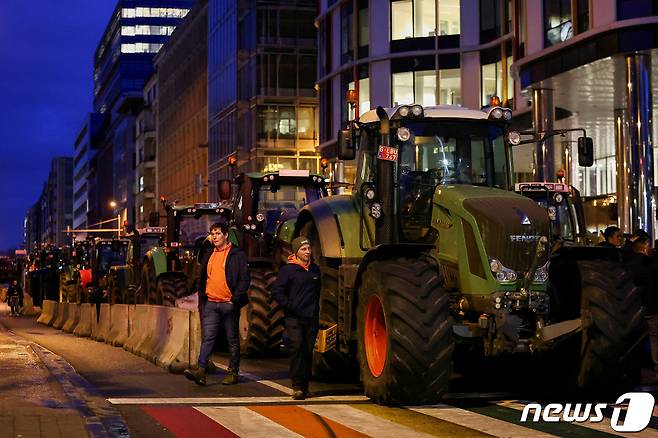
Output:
[271, 261, 321, 319]
[197, 245, 250, 308]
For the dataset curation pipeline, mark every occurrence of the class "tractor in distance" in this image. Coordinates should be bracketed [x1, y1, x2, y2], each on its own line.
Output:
[81, 237, 130, 304]
[107, 226, 165, 304]
[292, 102, 643, 405]
[222, 167, 329, 355]
[140, 200, 231, 306]
[58, 239, 93, 303]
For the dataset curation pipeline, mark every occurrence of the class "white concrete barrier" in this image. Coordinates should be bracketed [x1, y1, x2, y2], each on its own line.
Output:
[62, 303, 80, 333]
[73, 303, 92, 337]
[153, 306, 196, 373]
[37, 300, 57, 326]
[92, 303, 111, 342]
[106, 304, 130, 347]
[123, 305, 150, 355]
[52, 302, 69, 329]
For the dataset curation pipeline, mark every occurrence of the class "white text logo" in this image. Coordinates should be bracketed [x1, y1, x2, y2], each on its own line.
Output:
[520, 392, 655, 432]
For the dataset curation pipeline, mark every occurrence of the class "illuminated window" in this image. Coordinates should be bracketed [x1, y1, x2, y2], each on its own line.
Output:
[139, 176, 144, 192]
[121, 43, 163, 53]
[122, 7, 188, 18]
[393, 69, 462, 106]
[347, 78, 370, 117]
[122, 26, 175, 36]
[391, 0, 460, 40]
[481, 56, 512, 106]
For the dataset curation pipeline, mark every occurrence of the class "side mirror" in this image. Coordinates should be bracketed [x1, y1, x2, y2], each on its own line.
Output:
[578, 136, 594, 167]
[148, 212, 160, 227]
[218, 179, 232, 201]
[337, 127, 356, 160]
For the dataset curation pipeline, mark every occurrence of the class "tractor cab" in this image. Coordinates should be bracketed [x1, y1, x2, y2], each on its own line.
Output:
[514, 182, 588, 244]
[231, 169, 328, 260]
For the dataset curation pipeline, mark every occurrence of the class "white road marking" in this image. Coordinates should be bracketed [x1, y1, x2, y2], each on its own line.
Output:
[196, 406, 303, 438]
[211, 361, 294, 395]
[107, 395, 370, 405]
[410, 405, 559, 438]
[304, 404, 433, 438]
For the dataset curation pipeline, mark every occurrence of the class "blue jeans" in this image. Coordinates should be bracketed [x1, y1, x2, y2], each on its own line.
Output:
[198, 301, 240, 372]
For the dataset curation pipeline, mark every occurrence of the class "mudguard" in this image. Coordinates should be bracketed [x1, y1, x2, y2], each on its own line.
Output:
[144, 247, 168, 277]
[295, 195, 366, 259]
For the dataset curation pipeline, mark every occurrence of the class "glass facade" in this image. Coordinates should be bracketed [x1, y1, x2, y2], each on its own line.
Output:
[208, 0, 319, 188]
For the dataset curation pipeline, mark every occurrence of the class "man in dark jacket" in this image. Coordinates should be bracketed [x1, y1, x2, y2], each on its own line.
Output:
[6, 280, 23, 316]
[271, 236, 321, 400]
[184, 222, 250, 386]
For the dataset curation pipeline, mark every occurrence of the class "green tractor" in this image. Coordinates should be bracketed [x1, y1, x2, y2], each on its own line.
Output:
[293, 104, 643, 405]
[58, 240, 93, 303]
[140, 202, 232, 306]
[226, 169, 328, 355]
[107, 227, 165, 304]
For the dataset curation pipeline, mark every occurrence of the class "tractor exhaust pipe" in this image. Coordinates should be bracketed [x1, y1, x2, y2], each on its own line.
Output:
[375, 107, 396, 245]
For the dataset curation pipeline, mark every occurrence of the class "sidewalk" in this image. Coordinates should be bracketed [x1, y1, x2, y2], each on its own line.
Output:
[0, 305, 89, 438]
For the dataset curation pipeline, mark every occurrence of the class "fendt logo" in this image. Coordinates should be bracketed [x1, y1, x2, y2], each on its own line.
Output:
[520, 392, 655, 432]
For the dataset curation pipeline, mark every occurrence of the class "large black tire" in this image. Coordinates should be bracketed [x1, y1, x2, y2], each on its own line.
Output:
[239, 269, 283, 356]
[141, 263, 158, 305]
[160, 276, 188, 307]
[357, 255, 453, 405]
[300, 221, 356, 380]
[577, 260, 645, 390]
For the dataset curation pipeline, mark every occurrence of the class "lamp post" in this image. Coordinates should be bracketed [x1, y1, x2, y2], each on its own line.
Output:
[109, 201, 120, 237]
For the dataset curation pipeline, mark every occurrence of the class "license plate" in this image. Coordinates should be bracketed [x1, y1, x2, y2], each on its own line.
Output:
[377, 146, 398, 162]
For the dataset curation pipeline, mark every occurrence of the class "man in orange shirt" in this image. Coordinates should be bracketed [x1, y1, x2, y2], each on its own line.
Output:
[184, 222, 250, 385]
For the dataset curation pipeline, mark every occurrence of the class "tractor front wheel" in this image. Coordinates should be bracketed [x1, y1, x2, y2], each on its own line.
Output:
[357, 255, 453, 405]
[577, 260, 645, 391]
[159, 276, 188, 307]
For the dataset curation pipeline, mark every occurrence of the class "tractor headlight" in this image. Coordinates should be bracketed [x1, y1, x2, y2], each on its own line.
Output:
[364, 187, 376, 200]
[533, 261, 550, 283]
[397, 127, 411, 142]
[508, 131, 521, 145]
[491, 108, 503, 119]
[398, 106, 410, 117]
[489, 257, 517, 282]
[503, 109, 512, 120]
[410, 104, 423, 116]
[370, 202, 382, 219]
[256, 213, 265, 222]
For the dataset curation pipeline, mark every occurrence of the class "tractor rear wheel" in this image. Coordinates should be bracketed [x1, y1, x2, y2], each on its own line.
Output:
[300, 221, 356, 380]
[141, 264, 158, 305]
[161, 276, 188, 307]
[357, 255, 453, 405]
[577, 260, 645, 391]
[239, 269, 282, 356]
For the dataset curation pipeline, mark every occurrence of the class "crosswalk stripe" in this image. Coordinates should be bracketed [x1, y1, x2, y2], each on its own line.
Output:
[211, 361, 293, 395]
[351, 404, 493, 437]
[196, 406, 303, 438]
[304, 404, 434, 438]
[410, 405, 559, 437]
[143, 406, 238, 438]
[249, 405, 370, 438]
[107, 395, 370, 405]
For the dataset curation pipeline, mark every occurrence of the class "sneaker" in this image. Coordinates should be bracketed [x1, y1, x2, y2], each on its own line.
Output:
[221, 371, 238, 385]
[292, 390, 306, 400]
[184, 367, 206, 386]
[206, 361, 217, 374]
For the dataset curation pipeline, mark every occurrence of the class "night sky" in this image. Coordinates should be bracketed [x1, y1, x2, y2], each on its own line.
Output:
[0, 0, 117, 251]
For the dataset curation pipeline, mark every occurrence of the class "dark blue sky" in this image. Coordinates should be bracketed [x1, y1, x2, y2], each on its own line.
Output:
[0, 0, 117, 251]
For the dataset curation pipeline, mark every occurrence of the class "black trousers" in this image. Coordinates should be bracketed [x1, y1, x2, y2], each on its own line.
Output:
[285, 316, 318, 392]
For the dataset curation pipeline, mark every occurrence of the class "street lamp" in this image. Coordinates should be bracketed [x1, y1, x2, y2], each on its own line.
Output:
[109, 200, 120, 237]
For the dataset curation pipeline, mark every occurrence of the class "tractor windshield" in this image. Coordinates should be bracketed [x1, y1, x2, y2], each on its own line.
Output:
[255, 185, 323, 234]
[397, 120, 507, 188]
[96, 245, 128, 274]
[524, 194, 575, 241]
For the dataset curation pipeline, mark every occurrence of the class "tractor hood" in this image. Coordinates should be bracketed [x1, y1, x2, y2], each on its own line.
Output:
[434, 185, 550, 275]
